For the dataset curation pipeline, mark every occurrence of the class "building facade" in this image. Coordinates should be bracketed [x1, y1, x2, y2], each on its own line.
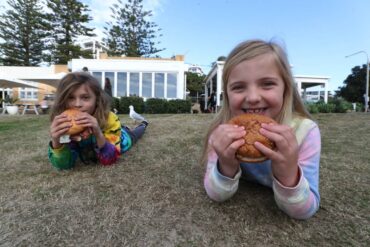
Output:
[69, 54, 187, 100]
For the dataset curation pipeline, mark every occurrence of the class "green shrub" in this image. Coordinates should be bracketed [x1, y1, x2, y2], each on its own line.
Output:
[111, 97, 120, 113]
[145, 98, 168, 113]
[332, 99, 352, 113]
[119, 96, 144, 114]
[305, 103, 319, 114]
[356, 102, 364, 112]
[316, 102, 336, 113]
[167, 99, 192, 113]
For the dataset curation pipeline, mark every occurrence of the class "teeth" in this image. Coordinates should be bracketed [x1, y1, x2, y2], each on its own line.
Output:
[245, 109, 263, 113]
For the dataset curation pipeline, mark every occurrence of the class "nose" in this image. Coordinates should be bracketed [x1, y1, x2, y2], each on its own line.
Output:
[71, 98, 83, 108]
[245, 86, 261, 105]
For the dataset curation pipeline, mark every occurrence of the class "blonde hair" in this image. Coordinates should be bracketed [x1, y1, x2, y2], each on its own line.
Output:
[200, 39, 311, 165]
[50, 72, 111, 129]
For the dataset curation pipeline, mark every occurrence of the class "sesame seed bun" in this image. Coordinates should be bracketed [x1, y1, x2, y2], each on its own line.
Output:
[228, 113, 276, 163]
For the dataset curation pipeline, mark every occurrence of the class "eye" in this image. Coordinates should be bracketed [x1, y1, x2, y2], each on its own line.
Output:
[261, 81, 276, 88]
[229, 83, 245, 92]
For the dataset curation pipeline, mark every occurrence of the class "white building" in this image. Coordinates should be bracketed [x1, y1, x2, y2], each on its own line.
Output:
[69, 54, 187, 100]
[204, 61, 330, 111]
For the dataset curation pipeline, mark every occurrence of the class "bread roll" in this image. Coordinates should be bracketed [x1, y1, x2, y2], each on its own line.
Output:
[228, 114, 276, 163]
[62, 109, 85, 135]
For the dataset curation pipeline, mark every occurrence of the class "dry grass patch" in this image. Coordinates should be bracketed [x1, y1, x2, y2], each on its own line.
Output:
[0, 113, 369, 246]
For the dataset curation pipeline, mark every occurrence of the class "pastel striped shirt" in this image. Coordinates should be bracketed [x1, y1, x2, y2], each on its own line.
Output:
[204, 117, 321, 219]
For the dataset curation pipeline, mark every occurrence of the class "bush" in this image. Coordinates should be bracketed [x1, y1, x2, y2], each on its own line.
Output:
[119, 96, 144, 114]
[167, 99, 191, 113]
[145, 98, 168, 113]
[331, 98, 352, 113]
[316, 102, 336, 113]
[111, 97, 120, 113]
[305, 103, 319, 114]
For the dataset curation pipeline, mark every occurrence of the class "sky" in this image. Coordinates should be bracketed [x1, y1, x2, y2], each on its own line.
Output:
[1, 0, 370, 93]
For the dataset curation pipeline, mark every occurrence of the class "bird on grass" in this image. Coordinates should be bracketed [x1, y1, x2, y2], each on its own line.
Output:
[129, 105, 146, 123]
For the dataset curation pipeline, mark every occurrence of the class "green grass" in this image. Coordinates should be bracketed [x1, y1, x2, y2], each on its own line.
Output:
[0, 113, 369, 246]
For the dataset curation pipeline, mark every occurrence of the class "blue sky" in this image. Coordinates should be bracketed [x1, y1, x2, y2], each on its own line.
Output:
[84, 0, 370, 93]
[1, 0, 369, 93]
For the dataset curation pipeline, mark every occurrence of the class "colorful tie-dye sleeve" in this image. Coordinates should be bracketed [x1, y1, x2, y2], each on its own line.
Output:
[96, 112, 121, 166]
[48, 143, 77, 170]
[272, 125, 321, 219]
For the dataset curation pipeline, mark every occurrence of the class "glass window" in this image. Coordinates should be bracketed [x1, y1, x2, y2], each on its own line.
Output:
[92, 72, 102, 86]
[129, 72, 139, 96]
[167, 73, 177, 98]
[117, 72, 127, 97]
[155, 73, 164, 98]
[142, 73, 152, 98]
[105, 72, 115, 93]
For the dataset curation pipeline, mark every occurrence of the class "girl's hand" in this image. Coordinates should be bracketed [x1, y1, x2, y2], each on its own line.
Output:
[254, 123, 299, 187]
[209, 124, 246, 178]
[74, 112, 106, 148]
[50, 113, 72, 149]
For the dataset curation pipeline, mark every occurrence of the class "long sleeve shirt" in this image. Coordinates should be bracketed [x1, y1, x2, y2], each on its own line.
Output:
[204, 117, 321, 220]
[48, 112, 131, 170]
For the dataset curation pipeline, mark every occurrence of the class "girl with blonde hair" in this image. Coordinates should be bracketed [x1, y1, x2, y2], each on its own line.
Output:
[202, 40, 321, 219]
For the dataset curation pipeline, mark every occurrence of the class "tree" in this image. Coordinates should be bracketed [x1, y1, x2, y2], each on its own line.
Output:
[336, 64, 369, 103]
[104, 0, 164, 57]
[46, 0, 95, 64]
[0, 0, 49, 66]
[186, 72, 205, 96]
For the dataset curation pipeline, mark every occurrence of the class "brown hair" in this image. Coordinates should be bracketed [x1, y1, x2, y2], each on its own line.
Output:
[50, 72, 111, 129]
[200, 39, 311, 165]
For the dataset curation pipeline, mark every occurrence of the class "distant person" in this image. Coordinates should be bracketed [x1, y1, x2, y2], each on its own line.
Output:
[48, 72, 148, 170]
[82, 67, 88, 72]
[201, 39, 321, 219]
[104, 77, 113, 97]
[208, 91, 216, 113]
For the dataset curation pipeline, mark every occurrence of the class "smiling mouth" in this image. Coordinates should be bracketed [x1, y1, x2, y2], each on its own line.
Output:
[242, 108, 266, 114]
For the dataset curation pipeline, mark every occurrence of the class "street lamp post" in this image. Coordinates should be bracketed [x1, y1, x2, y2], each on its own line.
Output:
[345, 51, 369, 112]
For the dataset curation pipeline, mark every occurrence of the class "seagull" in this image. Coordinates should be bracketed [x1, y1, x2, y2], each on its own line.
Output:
[129, 105, 146, 123]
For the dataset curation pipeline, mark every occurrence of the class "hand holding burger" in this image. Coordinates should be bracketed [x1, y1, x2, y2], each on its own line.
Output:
[228, 114, 276, 163]
[59, 109, 88, 143]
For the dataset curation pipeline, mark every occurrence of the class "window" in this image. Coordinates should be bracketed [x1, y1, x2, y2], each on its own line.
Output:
[129, 72, 139, 96]
[155, 73, 164, 98]
[117, 72, 127, 97]
[167, 73, 177, 98]
[105, 72, 115, 95]
[142, 73, 152, 98]
[92, 72, 102, 86]
[19, 82, 38, 100]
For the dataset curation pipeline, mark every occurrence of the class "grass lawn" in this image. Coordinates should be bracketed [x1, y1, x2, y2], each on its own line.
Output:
[0, 113, 369, 246]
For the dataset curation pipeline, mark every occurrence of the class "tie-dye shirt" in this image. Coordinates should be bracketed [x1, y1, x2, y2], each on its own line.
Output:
[48, 112, 132, 170]
[204, 117, 321, 220]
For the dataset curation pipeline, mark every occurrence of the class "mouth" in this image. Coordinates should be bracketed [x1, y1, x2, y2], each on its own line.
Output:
[242, 108, 266, 114]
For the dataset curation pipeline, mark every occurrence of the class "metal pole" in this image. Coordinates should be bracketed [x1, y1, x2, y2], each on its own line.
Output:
[345, 51, 369, 112]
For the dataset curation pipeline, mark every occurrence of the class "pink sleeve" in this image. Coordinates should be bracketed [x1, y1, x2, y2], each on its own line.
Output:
[273, 125, 321, 219]
[203, 148, 241, 202]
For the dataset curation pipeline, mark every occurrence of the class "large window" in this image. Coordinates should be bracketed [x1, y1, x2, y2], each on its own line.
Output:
[92, 72, 102, 86]
[142, 73, 152, 98]
[105, 72, 115, 93]
[117, 72, 127, 97]
[154, 73, 164, 98]
[167, 73, 177, 98]
[129, 72, 139, 96]
[19, 82, 38, 100]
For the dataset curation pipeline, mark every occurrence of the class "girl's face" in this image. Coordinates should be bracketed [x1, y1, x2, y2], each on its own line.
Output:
[227, 53, 285, 120]
[67, 84, 97, 115]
